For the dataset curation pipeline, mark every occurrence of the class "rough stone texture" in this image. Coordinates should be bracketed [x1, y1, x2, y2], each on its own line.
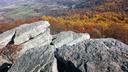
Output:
[8, 45, 55, 72]
[51, 31, 74, 48]
[8, 38, 128, 72]
[51, 31, 90, 48]
[0, 20, 50, 49]
[0, 21, 127, 72]
[18, 29, 52, 57]
[55, 38, 128, 72]
[0, 29, 15, 49]
[0, 21, 52, 69]
[14, 21, 50, 45]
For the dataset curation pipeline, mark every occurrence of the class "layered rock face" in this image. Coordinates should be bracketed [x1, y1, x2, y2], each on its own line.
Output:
[0, 21, 52, 68]
[51, 31, 90, 48]
[0, 21, 128, 72]
[14, 21, 50, 45]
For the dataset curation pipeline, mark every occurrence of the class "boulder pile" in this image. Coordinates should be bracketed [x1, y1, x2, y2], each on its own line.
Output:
[0, 21, 127, 72]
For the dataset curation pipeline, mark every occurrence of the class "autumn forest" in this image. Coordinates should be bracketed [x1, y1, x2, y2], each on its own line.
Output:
[0, 0, 128, 44]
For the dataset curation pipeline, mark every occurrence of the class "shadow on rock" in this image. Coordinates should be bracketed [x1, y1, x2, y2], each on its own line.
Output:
[0, 63, 12, 72]
[55, 49, 82, 72]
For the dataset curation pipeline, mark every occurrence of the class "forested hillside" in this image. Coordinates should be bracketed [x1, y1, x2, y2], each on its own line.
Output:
[0, 0, 128, 44]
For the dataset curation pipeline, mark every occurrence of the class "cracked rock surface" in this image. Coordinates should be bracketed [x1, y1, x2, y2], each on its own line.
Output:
[8, 38, 128, 72]
[0, 21, 128, 72]
[55, 38, 128, 72]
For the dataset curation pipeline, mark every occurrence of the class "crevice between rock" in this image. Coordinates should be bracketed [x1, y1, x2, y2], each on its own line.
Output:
[8, 31, 16, 45]
[54, 49, 82, 72]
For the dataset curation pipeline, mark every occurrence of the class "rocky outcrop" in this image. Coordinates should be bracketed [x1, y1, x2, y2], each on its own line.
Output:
[8, 38, 128, 72]
[0, 21, 52, 60]
[0, 21, 128, 72]
[14, 21, 50, 45]
[0, 21, 50, 48]
[0, 21, 90, 60]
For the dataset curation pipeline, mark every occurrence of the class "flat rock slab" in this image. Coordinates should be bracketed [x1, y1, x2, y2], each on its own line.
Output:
[0, 29, 15, 49]
[51, 31, 90, 48]
[14, 21, 50, 45]
[67, 32, 90, 46]
[51, 31, 74, 48]
[18, 29, 52, 57]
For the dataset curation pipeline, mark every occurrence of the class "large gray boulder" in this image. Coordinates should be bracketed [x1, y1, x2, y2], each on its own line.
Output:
[55, 38, 128, 72]
[8, 45, 55, 72]
[8, 38, 128, 72]
[14, 21, 50, 45]
[0, 30, 15, 49]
